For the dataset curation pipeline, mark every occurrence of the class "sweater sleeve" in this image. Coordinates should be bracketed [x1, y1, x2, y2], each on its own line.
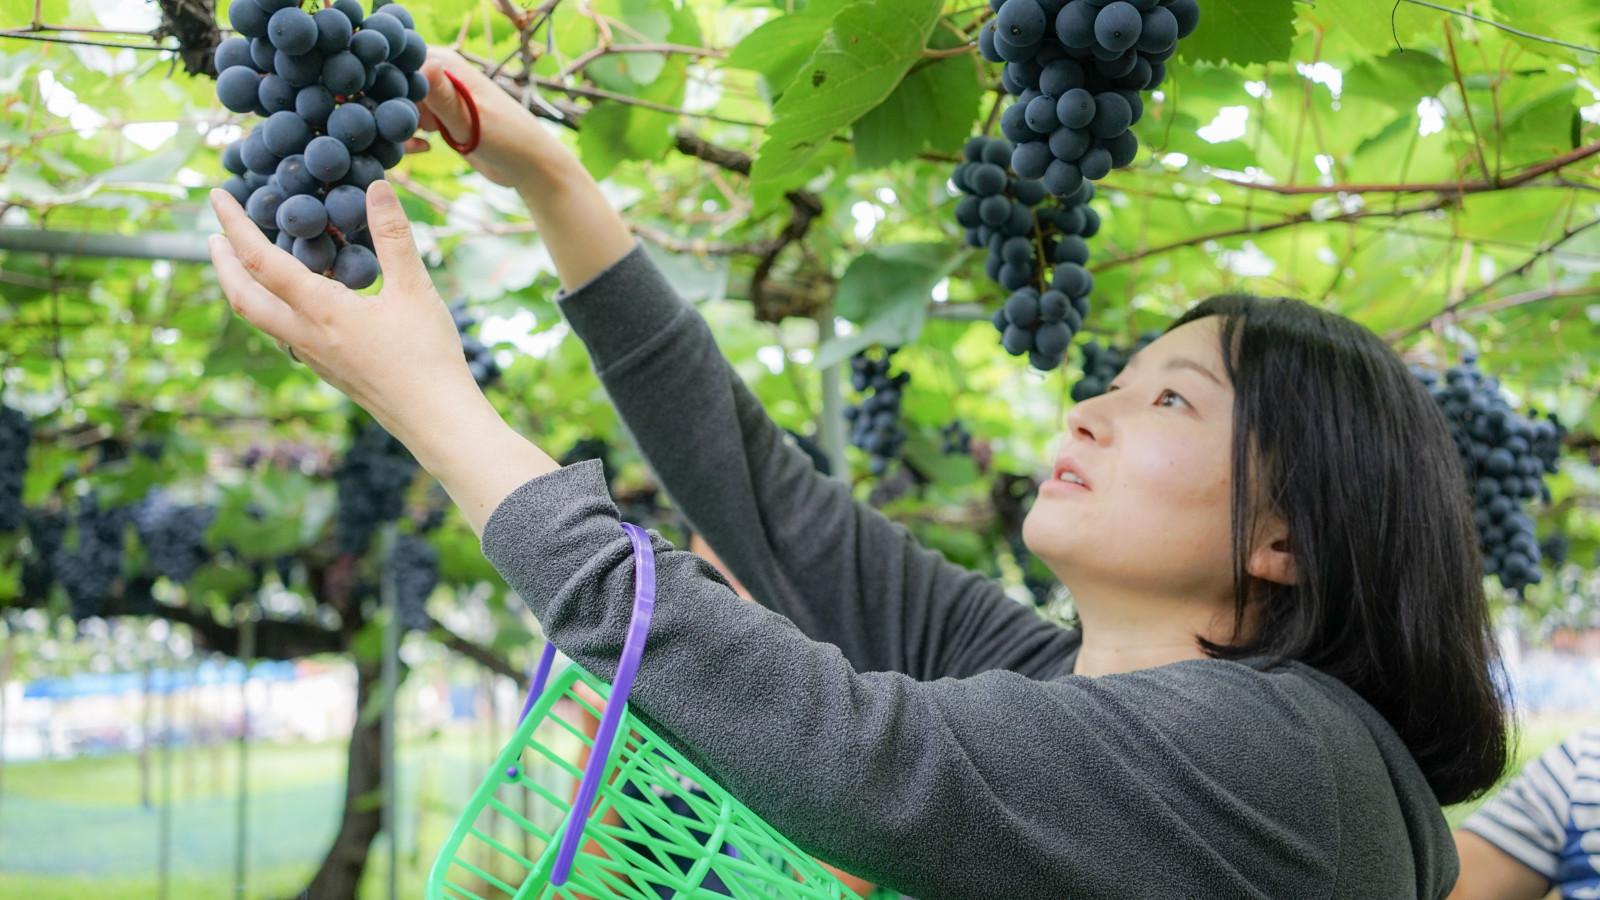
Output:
[553, 241, 1076, 681]
[479, 462, 1343, 900]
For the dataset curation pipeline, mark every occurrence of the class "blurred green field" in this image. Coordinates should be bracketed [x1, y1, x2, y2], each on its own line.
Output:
[0, 727, 513, 899]
[1, 711, 1595, 898]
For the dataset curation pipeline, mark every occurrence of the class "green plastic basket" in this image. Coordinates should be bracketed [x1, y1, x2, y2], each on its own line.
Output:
[428, 523, 864, 900]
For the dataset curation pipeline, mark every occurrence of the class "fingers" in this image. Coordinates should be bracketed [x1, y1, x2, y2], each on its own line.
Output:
[209, 235, 306, 343]
[209, 189, 338, 317]
[417, 56, 475, 144]
[364, 180, 431, 294]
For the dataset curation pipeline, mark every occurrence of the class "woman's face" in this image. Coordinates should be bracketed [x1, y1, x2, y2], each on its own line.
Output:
[1023, 317, 1241, 604]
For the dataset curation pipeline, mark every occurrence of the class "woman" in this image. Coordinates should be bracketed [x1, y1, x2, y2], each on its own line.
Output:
[206, 47, 1511, 898]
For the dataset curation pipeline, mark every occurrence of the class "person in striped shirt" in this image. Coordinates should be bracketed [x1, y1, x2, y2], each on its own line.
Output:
[1452, 727, 1600, 899]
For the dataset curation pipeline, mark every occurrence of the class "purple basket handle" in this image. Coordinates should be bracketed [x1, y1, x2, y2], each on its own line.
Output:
[529, 521, 655, 887]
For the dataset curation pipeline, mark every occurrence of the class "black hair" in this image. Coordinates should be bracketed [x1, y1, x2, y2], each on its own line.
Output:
[1165, 294, 1511, 806]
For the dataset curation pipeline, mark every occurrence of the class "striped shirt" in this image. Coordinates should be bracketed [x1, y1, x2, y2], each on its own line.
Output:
[1463, 727, 1600, 898]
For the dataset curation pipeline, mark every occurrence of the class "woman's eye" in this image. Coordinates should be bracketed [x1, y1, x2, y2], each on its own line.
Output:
[1156, 388, 1188, 408]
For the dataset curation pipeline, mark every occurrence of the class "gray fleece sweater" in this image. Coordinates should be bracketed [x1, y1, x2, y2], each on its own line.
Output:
[478, 241, 1459, 899]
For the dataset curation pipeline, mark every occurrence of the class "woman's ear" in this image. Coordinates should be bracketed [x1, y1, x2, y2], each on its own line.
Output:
[1246, 518, 1300, 587]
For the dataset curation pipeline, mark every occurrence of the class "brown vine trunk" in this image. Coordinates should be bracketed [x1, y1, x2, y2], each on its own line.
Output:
[297, 658, 384, 900]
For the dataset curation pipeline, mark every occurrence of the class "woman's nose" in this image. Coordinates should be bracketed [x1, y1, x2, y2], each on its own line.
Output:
[1065, 398, 1107, 445]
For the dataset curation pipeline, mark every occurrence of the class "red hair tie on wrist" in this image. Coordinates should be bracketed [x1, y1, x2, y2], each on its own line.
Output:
[437, 69, 481, 156]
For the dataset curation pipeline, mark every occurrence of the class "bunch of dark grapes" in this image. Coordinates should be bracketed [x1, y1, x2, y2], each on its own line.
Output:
[21, 508, 66, 600]
[1540, 532, 1569, 569]
[981, 0, 1199, 197]
[952, 136, 1097, 370]
[333, 422, 419, 555]
[560, 437, 615, 483]
[940, 420, 973, 455]
[53, 494, 130, 621]
[449, 301, 503, 389]
[1069, 330, 1159, 401]
[215, 0, 428, 289]
[843, 348, 910, 475]
[389, 532, 438, 631]
[1413, 357, 1565, 593]
[0, 405, 30, 532]
[131, 491, 217, 584]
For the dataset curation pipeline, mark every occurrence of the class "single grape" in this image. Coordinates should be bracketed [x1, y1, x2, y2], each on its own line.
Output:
[407, 70, 430, 102]
[374, 98, 420, 143]
[1005, 290, 1041, 327]
[240, 128, 281, 175]
[214, 37, 254, 73]
[1039, 59, 1085, 96]
[1043, 159, 1084, 196]
[274, 49, 324, 88]
[258, 73, 296, 114]
[333, 0, 366, 27]
[1054, 234, 1089, 264]
[368, 137, 405, 169]
[341, 154, 385, 189]
[249, 36, 276, 71]
[221, 176, 252, 206]
[1094, 2, 1143, 51]
[350, 29, 389, 68]
[267, 7, 318, 57]
[321, 51, 367, 96]
[329, 103, 377, 152]
[369, 63, 410, 102]
[293, 233, 338, 272]
[216, 65, 262, 113]
[997, 0, 1048, 46]
[1137, 5, 1178, 52]
[395, 30, 426, 73]
[1011, 141, 1052, 179]
[1089, 91, 1132, 138]
[222, 140, 247, 176]
[1052, 262, 1093, 297]
[262, 110, 312, 157]
[1166, 0, 1200, 38]
[324, 184, 368, 234]
[276, 194, 329, 240]
[305, 135, 353, 182]
[1002, 325, 1033, 356]
[274, 154, 319, 196]
[1078, 145, 1112, 180]
[227, 0, 269, 39]
[361, 13, 407, 62]
[1102, 130, 1139, 168]
[1054, 1, 1098, 48]
[295, 85, 336, 128]
[313, 7, 355, 54]
[371, 3, 416, 29]
[1024, 94, 1061, 133]
[246, 184, 286, 231]
[1056, 88, 1096, 129]
[333, 244, 380, 289]
[979, 194, 1012, 227]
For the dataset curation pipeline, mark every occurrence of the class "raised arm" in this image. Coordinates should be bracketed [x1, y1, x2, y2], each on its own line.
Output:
[411, 49, 1075, 681]
[552, 242, 1074, 680]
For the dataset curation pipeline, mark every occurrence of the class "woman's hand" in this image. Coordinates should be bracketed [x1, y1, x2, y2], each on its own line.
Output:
[405, 46, 565, 189]
[206, 180, 489, 453]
